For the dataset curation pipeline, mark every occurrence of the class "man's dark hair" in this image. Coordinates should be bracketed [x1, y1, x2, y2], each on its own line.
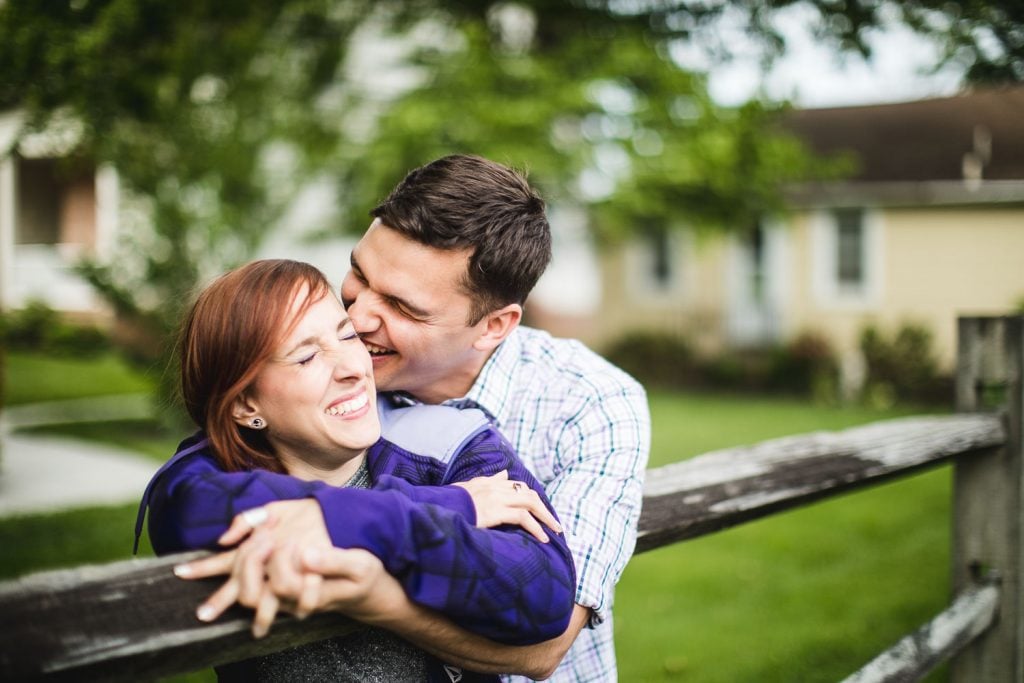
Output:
[371, 154, 552, 324]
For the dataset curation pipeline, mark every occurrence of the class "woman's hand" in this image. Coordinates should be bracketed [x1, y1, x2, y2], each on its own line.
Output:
[453, 470, 562, 543]
[173, 499, 333, 637]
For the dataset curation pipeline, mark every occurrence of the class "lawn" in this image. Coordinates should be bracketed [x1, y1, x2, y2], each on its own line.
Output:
[5, 350, 160, 406]
[2, 353, 953, 681]
[614, 390, 949, 682]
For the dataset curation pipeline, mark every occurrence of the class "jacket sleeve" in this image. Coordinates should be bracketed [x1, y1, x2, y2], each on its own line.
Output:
[145, 436, 575, 644]
[314, 430, 577, 645]
[146, 451, 327, 555]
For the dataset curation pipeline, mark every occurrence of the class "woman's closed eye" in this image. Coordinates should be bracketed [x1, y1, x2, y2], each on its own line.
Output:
[297, 352, 318, 366]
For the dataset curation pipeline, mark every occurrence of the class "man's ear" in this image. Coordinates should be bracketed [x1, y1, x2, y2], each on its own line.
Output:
[472, 303, 522, 352]
[231, 393, 261, 428]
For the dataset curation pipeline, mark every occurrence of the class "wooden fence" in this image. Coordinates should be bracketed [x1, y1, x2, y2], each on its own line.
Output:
[1, 315, 1021, 682]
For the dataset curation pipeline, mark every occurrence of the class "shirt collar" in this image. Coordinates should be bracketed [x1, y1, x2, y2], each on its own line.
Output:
[460, 326, 522, 429]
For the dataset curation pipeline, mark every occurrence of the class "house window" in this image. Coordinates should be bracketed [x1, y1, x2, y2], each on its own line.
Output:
[648, 226, 673, 289]
[15, 156, 96, 246]
[835, 208, 864, 288]
[745, 222, 767, 304]
[625, 224, 688, 302]
[811, 207, 881, 308]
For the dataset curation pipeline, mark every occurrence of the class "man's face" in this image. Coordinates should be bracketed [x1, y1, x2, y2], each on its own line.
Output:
[340, 220, 488, 404]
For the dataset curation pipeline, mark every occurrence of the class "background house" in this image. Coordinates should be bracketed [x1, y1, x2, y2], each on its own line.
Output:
[575, 86, 1024, 391]
[0, 112, 119, 319]
[0, 111, 354, 322]
[5, 86, 1023, 396]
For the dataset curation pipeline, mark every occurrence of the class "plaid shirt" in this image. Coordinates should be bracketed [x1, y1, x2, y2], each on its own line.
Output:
[399, 326, 651, 682]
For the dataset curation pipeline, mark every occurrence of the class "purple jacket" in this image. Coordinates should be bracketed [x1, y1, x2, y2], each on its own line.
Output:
[137, 410, 575, 646]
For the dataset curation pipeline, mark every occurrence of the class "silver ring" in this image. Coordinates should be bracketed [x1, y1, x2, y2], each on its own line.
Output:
[242, 507, 269, 529]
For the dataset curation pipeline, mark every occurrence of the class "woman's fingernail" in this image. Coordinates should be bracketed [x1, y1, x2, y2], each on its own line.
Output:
[173, 564, 192, 578]
[252, 624, 267, 639]
[196, 605, 216, 622]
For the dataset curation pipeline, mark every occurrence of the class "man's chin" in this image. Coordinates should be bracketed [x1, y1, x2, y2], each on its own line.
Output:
[369, 356, 401, 390]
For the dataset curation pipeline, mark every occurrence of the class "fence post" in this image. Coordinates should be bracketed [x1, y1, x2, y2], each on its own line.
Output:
[951, 316, 1024, 682]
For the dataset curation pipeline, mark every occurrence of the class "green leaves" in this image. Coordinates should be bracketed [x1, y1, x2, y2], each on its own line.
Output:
[2, 0, 1018, 354]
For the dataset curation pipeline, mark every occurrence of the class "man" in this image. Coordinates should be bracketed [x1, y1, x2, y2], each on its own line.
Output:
[184, 154, 650, 681]
[340, 154, 649, 680]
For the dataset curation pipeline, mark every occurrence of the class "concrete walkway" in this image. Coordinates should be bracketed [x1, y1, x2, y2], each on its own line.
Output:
[0, 395, 160, 518]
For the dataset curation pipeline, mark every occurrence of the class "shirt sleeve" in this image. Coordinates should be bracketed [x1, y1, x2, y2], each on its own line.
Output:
[145, 436, 575, 645]
[548, 378, 651, 625]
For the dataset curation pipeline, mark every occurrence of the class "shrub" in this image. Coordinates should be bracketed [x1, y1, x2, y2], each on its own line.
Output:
[603, 328, 839, 401]
[768, 331, 840, 402]
[859, 322, 949, 407]
[602, 331, 696, 389]
[2, 300, 110, 357]
[2, 301, 59, 349]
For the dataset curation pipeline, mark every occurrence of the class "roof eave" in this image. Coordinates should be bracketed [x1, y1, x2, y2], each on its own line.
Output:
[784, 180, 1024, 209]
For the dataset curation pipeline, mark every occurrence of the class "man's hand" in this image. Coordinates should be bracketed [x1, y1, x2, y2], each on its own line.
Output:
[453, 470, 562, 543]
[173, 499, 333, 637]
[300, 546, 409, 621]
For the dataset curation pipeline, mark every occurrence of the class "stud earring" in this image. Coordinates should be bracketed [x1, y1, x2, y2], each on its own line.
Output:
[249, 417, 266, 429]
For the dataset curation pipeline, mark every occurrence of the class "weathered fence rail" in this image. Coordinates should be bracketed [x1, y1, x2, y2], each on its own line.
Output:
[1, 315, 1021, 682]
[637, 412, 1004, 552]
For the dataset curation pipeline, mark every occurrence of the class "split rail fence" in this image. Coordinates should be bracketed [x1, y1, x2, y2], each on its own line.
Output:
[1, 315, 1021, 682]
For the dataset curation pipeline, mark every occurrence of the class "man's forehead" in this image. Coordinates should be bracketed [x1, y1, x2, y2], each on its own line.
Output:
[354, 223, 471, 280]
[349, 223, 474, 310]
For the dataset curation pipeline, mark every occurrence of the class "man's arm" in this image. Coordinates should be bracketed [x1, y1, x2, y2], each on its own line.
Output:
[152, 434, 576, 644]
[381, 603, 590, 680]
[303, 547, 589, 680]
[546, 379, 651, 625]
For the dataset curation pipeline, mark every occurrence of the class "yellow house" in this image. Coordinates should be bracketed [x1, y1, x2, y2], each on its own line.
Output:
[554, 86, 1024, 390]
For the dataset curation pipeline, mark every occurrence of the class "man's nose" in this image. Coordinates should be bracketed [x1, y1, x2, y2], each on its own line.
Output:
[346, 291, 381, 334]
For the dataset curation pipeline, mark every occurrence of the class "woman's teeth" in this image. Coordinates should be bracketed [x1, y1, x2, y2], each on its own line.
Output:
[325, 393, 369, 416]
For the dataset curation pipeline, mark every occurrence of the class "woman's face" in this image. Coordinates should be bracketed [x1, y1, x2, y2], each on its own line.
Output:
[243, 285, 380, 474]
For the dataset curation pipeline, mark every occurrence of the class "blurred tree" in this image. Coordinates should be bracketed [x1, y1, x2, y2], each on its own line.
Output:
[0, 0, 1019, 357]
[332, 13, 840, 242]
[0, 0, 376, 359]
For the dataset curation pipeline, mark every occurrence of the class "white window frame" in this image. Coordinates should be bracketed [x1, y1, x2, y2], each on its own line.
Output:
[811, 207, 883, 309]
[624, 226, 691, 305]
[725, 216, 790, 346]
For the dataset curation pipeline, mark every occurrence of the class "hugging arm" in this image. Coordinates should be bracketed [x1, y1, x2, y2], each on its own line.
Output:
[146, 434, 575, 644]
[364, 592, 590, 680]
[303, 544, 589, 679]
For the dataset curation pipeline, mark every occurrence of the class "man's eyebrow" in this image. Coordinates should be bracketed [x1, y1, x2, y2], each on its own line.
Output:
[349, 250, 431, 319]
[385, 292, 432, 319]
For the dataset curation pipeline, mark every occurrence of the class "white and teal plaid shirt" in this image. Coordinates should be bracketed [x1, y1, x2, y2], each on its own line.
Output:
[414, 326, 650, 682]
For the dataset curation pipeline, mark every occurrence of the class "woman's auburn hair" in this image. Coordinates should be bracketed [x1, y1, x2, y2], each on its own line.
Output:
[178, 259, 331, 473]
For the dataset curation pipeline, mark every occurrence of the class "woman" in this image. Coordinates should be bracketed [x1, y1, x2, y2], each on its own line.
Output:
[135, 259, 575, 681]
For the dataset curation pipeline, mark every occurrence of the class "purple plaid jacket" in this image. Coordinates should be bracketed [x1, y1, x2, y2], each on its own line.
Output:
[137, 422, 575, 646]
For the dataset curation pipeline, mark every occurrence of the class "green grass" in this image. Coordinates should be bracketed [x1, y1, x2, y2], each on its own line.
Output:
[615, 390, 949, 681]
[2, 352, 952, 681]
[0, 503, 154, 580]
[645, 389, 935, 466]
[4, 350, 160, 406]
